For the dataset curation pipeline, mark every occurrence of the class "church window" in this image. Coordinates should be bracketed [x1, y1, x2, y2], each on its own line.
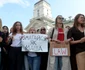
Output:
[37, 10, 39, 16]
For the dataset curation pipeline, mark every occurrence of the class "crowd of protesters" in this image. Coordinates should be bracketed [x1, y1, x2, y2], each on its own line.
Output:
[0, 13, 85, 70]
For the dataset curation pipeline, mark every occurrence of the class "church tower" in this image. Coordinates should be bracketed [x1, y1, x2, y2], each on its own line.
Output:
[25, 0, 54, 32]
[33, 0, 52, 18]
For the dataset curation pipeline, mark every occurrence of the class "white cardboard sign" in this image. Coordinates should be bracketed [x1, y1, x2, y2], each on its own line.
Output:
[21, 34, 48, 52]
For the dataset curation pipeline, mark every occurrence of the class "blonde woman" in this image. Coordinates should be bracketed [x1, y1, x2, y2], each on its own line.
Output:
[27, 27, 41, 70]
[47, 15, 71, 70]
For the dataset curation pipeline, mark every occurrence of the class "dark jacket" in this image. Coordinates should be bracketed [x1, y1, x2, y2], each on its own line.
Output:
[0, 31, 3, 49]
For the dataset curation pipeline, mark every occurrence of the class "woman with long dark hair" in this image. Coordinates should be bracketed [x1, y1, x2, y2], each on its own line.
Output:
[1, 26, 9, 70]
[67, 14, 85, 70]
[9, 21, 24, 70]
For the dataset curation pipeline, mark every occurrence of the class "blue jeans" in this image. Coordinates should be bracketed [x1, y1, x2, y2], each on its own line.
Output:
[54, 56, 62, 70]
[28, 56, 41, 70]
[24, 55, 29, 70]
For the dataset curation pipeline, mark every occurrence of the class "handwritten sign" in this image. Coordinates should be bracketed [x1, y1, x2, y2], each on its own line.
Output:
[21, 34, 48, 52]
[52, 48, 68, 56]
[50, 41, 70, 56]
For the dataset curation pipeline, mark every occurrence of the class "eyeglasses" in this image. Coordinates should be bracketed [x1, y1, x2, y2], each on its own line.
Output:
[41, 28, 46, 31]
[57, 17, 64, 20]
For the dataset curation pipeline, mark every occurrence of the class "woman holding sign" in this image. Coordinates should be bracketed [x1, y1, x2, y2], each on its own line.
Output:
[40, 27, 48, 70]
[9, 21, 24, 70]
[27, 27, 41, 70]
[47, 15, 71, 70]
[67, 14, 85, 70]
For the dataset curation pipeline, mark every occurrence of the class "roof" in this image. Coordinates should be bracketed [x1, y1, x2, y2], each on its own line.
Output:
[34, 0, 50, 6]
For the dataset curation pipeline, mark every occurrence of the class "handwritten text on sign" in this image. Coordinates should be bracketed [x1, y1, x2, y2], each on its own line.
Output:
[52, 48, 68, 56]
[21, 34, 48, 52]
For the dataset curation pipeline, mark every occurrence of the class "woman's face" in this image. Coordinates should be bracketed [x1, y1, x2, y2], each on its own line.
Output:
[78, 15, 85, 24]
[56, 16, 64, 28]
[28, 28, 36, 34]
[57, 17, 64, 24]
[40, 27, 46, 34]
[3, 27, 8, 33]
[15, 23, 21, 31]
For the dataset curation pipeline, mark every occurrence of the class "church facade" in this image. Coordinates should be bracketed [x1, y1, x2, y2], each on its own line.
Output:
[25, 0, 54, 33]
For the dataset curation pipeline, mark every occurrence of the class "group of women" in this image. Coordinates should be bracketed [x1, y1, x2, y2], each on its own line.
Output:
[0, 13, 85, 70]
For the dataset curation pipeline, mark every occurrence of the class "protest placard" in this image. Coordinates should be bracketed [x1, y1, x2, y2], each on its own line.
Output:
[21, 34, 48, 52]
[50, 41, 70, 56]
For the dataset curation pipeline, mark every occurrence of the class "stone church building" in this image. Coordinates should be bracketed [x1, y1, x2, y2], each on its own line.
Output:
[25, 0, 55, 33]
[25, 0, 73, 33]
